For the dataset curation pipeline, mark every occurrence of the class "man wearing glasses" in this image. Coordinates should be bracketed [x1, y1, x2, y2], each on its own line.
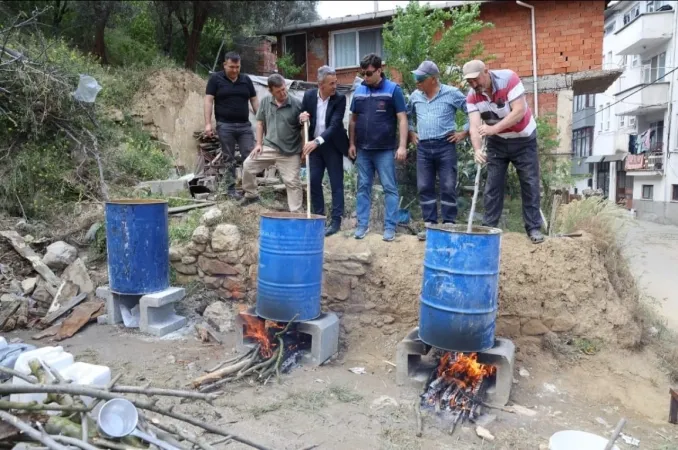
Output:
[349, 53, 409, 242]
[463, 59, 544, 244]
[407, 61, 469, 241]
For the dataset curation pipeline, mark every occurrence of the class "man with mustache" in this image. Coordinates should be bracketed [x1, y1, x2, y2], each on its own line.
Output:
[463, 59, 544, 244]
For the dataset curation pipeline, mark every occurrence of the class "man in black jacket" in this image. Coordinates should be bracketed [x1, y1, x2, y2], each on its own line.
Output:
[300, 65, 350, 236]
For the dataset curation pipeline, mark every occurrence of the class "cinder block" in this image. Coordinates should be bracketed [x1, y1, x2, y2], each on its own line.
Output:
[296, 312, 340, 366]
[97, 286, 139, 326]
[395, 327, 434, 388]
[477, 337, 515, 407]
[139, 289, 187, 337]
[140, 287, 185, 308]
[139, 179, 188, 195]
[235, 307, 340, 366]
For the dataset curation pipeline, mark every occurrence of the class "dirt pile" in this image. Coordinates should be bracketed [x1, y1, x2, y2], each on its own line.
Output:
[322, 231, 642, 351]
[132, 69, 207, 171]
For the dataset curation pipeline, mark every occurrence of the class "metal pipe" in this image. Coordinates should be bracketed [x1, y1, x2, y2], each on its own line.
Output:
[516, 1, 538, 117]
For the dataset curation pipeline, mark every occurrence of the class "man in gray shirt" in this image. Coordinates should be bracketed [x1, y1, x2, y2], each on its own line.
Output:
[241, 74, 304, 212]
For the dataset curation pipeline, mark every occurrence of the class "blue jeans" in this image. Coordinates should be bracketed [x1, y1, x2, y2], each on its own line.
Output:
[416, 138, 458, 224]
[356, 149, 399, 231]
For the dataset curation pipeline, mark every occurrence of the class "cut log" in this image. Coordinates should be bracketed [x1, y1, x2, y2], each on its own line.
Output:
[0, 231, 61, 296]
[41, 292, 88, 326]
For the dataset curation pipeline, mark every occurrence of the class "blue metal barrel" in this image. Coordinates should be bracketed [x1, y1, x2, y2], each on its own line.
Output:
[105, 199, 170, 295]
[419, 224, 502, 352]
[256, 212, 326, 322]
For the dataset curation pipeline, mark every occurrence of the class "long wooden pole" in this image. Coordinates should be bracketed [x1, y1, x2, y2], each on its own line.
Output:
[303, 121, 311, 218]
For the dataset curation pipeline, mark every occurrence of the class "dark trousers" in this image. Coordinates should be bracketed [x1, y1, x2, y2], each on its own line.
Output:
[309, 146, 344, 224]
[417, 138, 458, 224]
[216, 121, 254, 192]
[482, 133, 542, 232]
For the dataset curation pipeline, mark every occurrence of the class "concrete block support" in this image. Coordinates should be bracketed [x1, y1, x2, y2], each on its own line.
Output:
[235, 307, 339, 366]
[95, 285, 187, 337]
[395, 327, 515, 407]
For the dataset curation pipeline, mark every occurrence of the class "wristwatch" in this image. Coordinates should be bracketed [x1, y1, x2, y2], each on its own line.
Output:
[313, 138, 321, 146]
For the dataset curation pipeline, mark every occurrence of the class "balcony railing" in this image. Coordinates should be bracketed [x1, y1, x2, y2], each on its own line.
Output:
[625, 145, 664, 172]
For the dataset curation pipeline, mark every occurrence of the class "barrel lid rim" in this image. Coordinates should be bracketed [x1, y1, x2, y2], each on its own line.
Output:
[260, 212, 326, 220]
[106, 199, 169, 205]
[427, 224, 502, 235]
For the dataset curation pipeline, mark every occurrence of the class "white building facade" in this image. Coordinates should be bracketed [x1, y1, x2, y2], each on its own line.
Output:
[587, 0, 678, 223]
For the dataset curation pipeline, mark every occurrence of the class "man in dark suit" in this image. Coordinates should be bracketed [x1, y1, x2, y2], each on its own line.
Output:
[300, 65, 350, 236]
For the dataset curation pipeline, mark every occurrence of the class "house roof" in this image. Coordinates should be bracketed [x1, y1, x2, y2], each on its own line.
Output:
[259, 1, 483, 35]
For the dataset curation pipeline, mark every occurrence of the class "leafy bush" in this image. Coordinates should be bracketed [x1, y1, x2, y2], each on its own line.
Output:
[105, 28, 159, 68]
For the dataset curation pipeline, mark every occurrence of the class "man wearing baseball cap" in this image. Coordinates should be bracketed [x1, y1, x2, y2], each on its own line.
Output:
[407, 60, 469, 241]
[463, 59, 544, 244]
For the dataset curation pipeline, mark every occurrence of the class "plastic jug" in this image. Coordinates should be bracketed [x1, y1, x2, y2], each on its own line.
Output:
[60, 362, 112, 406]
[11, 346, 74, 404]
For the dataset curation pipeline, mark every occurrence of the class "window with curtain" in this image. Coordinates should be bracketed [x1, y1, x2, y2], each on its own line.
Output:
[572, 128, 593, 157]
[332, 28, 384, 68]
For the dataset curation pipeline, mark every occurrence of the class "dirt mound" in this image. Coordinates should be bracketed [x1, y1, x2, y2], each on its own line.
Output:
[132, 69, 207, 170]
[323, 231, 642, 354]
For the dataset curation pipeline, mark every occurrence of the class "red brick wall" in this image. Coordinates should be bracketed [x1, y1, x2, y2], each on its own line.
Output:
[256, 39, 277, 76]
[271, 0, 605, 114]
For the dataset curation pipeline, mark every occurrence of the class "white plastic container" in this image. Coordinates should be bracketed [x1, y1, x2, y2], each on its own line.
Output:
[549, 430, 620, 450]
[0, 336, 7, 349]
[10, 346, 75, 405]
[60, 362, 111, 406]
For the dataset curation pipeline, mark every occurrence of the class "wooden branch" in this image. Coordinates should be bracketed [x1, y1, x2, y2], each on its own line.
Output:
[0, 400, 89, 412]
[0, 410, 70, 450]
[50, 435, 99, 450]
[0, 384, 272, 450]
[191, 357, 253, 387]
[107, 385, 218, 401]
[168, 203, 215, 215]
[0, 366, 37, 384]
[0, 231, 61, 296]
[142, 413, 216, 450]
[90, 437, 141, 450]
[41, 292, 88, 325]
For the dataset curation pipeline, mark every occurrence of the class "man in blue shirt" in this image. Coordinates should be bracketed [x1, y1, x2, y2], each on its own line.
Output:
[349, 53, 409, 242]
[407, 61, 469, 240]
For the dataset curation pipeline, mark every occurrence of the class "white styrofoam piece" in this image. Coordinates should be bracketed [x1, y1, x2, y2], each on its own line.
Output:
[0, 337, 7, 349]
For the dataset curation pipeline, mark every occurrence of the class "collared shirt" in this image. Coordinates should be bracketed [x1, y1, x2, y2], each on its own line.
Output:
[256, 95, 303, 155]
[314, 91, 330, 144]
[465, 69, 536, 139]
[407, 84, 470, 141]
[205, 72, 256, 124]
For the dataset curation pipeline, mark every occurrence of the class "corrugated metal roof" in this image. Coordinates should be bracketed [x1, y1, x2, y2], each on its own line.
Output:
[259, 1, 484, 35]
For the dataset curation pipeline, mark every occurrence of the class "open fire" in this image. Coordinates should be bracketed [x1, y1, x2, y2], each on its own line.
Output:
[191, 312, 310, 393]
[421, 351, 496, 429]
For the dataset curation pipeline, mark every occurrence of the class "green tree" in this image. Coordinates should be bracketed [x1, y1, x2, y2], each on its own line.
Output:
[381, 1, 493, 95]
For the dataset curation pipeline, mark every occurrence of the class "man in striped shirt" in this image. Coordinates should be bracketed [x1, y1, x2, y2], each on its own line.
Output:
[463, 60, 544, 244]
[407, 61, 469, 240]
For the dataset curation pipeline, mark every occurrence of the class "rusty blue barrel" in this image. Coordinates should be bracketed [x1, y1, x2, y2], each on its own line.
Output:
[256, 212, 326, 322]
[419, 224, 502, 352]
[105, 199, 169, 295]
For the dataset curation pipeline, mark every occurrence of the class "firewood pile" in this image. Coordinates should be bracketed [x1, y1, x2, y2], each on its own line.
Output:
[0, 231, 102, 339]
[0, 360, 276, 450]
[191, 314, 310, 393]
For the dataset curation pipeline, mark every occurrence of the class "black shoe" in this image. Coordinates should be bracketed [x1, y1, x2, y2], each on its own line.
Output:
[239, 196, 259, 207]
[528, 229, 545, 244]
[228, 190, 243, 201]
[325, 222, 341, 237]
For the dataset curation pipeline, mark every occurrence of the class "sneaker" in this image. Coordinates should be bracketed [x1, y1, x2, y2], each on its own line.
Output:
[354, 226, 369, 240]
[383, 229, 396, 242]
[325, 222, 341, 237]
[528, 229, 545, 244]
[418, 222, 433, 241]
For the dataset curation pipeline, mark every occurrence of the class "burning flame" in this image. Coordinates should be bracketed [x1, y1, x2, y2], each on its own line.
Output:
[437, 352, 496, 391]
[239, 314, 276, 358]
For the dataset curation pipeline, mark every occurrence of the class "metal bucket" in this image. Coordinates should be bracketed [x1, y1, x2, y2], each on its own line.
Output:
[105, 199, 169, 295]
[255, 212, 326, 322]
[418, 224, 502, 352]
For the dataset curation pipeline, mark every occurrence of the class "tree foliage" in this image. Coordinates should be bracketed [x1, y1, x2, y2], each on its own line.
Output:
[382, 1, 493, 95]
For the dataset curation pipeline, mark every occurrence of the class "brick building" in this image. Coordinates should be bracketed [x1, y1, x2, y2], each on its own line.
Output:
[260, 0, 622, 154]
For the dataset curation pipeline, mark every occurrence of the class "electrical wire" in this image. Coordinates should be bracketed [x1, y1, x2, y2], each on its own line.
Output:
[572, 66, 678, 127]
